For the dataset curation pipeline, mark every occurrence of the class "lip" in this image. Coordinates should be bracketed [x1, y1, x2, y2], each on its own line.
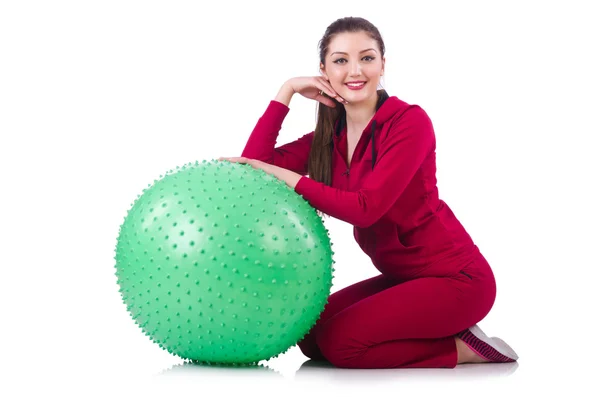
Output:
[345, 81, 366, 90]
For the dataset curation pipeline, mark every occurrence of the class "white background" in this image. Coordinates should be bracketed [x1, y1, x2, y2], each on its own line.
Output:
[1, 0, 598, 395]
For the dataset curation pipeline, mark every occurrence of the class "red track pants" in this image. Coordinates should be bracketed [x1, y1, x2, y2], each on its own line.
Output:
[297, 253, 497, 368]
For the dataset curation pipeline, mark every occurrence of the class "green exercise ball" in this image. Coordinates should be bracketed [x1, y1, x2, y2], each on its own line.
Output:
[114, 159, 334, 366]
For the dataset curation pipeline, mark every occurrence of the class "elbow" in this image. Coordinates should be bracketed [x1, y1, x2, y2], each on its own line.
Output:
[353, 217, 377, 229]
[348, 195, 380, 228]
[349, 209, 379, 229]
[353, 219, 372, 228]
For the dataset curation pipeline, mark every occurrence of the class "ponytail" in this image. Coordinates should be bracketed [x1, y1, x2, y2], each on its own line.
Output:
[308, 97, 343, 186]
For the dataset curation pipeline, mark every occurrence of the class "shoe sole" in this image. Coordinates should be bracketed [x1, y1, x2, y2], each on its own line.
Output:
[458, 325, 519, 362]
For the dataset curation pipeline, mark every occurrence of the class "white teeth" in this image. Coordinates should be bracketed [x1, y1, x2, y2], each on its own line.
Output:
[347, 83, 365, 87]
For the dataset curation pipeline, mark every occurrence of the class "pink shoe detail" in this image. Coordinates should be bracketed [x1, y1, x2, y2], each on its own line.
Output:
[457, 325, 519, 363]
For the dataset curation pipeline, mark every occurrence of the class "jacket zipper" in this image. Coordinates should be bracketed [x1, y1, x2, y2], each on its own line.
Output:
[341, 121, 373, 178]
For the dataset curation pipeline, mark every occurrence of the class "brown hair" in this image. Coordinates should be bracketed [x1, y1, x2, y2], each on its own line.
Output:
[308, 17, 386, 186]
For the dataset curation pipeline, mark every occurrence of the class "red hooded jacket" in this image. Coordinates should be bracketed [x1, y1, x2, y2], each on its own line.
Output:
[242, 91, 480, 280]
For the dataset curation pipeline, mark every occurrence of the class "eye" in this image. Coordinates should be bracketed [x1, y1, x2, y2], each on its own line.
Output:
[333, 56, 375, 64]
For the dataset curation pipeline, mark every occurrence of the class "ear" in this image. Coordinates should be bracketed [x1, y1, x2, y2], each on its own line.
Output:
[381, 57, 386, 76]
[320, 64, 329, 80]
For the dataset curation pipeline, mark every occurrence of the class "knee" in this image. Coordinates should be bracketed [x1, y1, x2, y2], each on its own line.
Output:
[297, 333, 325, 361]
[316, 323, 366, 369]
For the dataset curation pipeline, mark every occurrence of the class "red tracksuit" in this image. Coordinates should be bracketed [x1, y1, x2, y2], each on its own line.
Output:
[241, 91, 497, 368]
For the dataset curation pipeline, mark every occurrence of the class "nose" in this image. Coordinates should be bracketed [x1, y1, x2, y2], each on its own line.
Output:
[349, 60, 361, 77]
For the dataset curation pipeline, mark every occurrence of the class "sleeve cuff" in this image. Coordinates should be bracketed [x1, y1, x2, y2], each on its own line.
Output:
[268, 100, 290, 113]
[294, 175, 319, 201]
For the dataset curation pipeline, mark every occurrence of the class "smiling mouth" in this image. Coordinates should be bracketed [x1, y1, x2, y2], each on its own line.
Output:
[345, 82, 366, 91]
[345, 82, 366, 87]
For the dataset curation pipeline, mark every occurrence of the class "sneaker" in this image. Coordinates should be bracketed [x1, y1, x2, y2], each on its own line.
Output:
[457, 325, 519, 362]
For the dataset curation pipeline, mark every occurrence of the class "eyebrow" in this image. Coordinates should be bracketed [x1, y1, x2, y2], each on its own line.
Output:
[330, 48, 377, 57]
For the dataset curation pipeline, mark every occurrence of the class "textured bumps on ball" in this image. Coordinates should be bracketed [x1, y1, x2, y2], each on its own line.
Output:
[114, 159, 334, 366]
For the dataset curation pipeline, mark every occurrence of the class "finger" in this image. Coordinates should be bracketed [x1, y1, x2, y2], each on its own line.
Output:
[318, 89, 347, 107]
[317, 96, 338, 108]
[219, 156, 244, 162]
[323, 82, 348, 104]
[316, 79, 339, 99]
[318, 79, 348, 104]
[316, 86, 343, 106]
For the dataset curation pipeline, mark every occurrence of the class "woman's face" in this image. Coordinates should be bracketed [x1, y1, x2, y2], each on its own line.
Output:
[321, 31, 385, 104]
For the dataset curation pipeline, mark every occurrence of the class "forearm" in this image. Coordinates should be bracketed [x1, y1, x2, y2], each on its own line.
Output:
[274, 82, 295, 107]
[241, 98, 290, 162]
[262, 162, 303, 190]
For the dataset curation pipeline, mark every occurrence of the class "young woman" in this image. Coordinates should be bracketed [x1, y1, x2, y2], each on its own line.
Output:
[220, 16, 518, 369]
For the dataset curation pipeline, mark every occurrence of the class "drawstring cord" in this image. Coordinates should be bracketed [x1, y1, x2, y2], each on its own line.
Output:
[371, 120, 376, 170]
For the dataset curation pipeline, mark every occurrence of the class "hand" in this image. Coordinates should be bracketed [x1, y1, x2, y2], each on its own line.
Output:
[217, 156, 270, 173]
[217, 157, 303, 189]
[286, 76, 348, 108]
